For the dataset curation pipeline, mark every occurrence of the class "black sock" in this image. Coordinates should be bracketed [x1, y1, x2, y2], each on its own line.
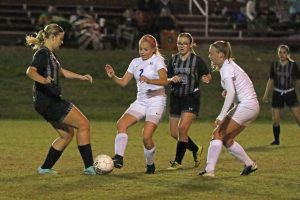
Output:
[41, 146, 63, 169]
[273, 125, 280, 142]
[175, 141, 188, 164]
[78, 144, 94, 168]
[187, 137, 198, 153]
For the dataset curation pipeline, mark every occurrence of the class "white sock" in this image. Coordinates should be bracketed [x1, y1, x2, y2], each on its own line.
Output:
[205, 139, 223, 172]
[144, 146, 156, 165]
[114, 133, 128, 157]
[228, 141, 254, 166]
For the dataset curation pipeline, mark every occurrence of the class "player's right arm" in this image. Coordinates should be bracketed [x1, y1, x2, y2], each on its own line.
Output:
[105, 64, 133, 87]
[262, 78, 274, 103]
[26, 66, 52, 84]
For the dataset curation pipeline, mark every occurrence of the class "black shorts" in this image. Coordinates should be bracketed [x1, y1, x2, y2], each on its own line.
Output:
[272, 90, 299, 108]
[169, 91, 200, 118]
[34, 98, 73, 122]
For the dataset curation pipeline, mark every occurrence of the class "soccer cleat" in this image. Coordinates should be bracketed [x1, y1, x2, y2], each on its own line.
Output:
[112, 154, 123, 168]
[198, 170, 215, 177]
[193, 145, 203, 168]
[83, 166, 96, 175]
[270, 141, 280, 145]
[240, 163, 258, 175]
[37, 167, 57, 175]
[145, 163, 156, 174]
[167, 160, 182, 170]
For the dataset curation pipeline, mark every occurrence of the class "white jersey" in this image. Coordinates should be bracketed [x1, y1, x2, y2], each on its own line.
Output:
[127, 54, 166, 101]
[217, 59, 258, 121]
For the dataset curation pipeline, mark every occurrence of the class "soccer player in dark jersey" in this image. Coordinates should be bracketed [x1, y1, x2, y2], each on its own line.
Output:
[166, 33, 211, 170]
[25, 23, 96, 175]
[263, 44, 300, 145]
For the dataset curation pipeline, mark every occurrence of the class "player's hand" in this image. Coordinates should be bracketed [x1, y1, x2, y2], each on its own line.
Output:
[201, 74, 211, 84]
[262, 95, 269, 103]
[139, 76, 148, 83]
[169, 75, 182, 83]
[81, 74, 93, 83]
[221, 90, 227, 98]
[43, 76, 54, 85]
[105, 64, 115, 78]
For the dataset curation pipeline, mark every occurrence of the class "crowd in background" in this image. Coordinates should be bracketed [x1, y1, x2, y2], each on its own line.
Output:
[35, 0, 300, 50]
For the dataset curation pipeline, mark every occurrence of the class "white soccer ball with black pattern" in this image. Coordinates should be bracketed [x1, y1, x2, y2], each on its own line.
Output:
[93, 154, 114, 174]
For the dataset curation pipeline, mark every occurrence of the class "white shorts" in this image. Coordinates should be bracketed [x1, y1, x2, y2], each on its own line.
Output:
[125, 97, 166, 125]
[227, 102, 260, 126]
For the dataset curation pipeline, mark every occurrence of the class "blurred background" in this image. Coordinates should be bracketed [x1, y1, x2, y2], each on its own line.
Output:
[0, 0, 299, 121]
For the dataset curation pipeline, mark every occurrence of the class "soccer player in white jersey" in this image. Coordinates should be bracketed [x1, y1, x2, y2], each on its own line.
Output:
[199, 40, 259, 177]
[105, 34, 168, 174]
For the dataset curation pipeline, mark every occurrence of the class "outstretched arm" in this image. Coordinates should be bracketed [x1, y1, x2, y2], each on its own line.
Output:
[61, 68, 93, 83]
[105, 64, 133, 87]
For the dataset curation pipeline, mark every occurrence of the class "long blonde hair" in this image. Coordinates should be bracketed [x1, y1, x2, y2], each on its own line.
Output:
[25, 23, 64, 50]
[139, 34, 163, 57]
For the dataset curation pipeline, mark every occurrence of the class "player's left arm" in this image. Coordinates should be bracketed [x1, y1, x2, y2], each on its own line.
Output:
[60, 67, 93, 83]
[140, 68, 168, 86]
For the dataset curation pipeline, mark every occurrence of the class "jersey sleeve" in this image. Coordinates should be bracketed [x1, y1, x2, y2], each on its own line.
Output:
[167, 56, 174, 78]
[269, 61, 275, 79]
[127, 59, 136, 74]
[197, 56, 210, 77]
[155, 56, 166, 71]
[31, 49, 48, 73]
[293, 62, 300, 80]
[221, 62, 234, 80]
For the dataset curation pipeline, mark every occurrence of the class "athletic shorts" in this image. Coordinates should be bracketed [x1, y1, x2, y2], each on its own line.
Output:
[34, 98, 73, 122]
[272, 90, 299, 108]
[125, 97, 166, 125]
[169, 91, 200, 118]
[227, 102, 259, 126]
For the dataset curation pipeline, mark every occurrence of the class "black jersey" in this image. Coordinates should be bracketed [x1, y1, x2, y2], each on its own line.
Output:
[31, 47, 62, 102]
[269, 60, 300, 90]
[167, 53, 210, 96]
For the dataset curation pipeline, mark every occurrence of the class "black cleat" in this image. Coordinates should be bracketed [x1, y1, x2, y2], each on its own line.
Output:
[240, 163, 258, 175]
[112, 154, 123, 168]
[145, 164, 155, 174]
[270, 141, 280, 145]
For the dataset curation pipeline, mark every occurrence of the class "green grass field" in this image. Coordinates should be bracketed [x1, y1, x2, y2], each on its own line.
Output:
[0, 45, 300, 199]
[0, 120, 299, 200]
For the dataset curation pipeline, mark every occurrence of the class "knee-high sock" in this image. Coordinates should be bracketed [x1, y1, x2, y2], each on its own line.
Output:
[228, 141, 253, 166]
[144, 146, 156, 165]
[175, 141, 188, 164]
[78, 144, 94, 168]
[273, 125, 280, 142]
[186, 137, 198, 153]
[41, 146, 63, 169]
[205, 139, 223, 172]
[115, 133, 128, 157]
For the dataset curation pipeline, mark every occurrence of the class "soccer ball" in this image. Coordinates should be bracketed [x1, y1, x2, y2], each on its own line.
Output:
[93, 154, 114, 174]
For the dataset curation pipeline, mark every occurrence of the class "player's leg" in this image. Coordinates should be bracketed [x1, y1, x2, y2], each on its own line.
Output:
[143, 121, 157, 174]
[62, 105, 95, 175]
[38, 122, 74, 174]
[169, 116, 179, 140]
[290, 106, 300, 126]
[271, 108, 281, 145]
[112, 113, 138, 168]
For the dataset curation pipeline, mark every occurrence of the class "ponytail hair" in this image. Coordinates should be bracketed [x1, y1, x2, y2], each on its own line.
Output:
[25, 23, 64, 50]
[278, 44, 294, 62]
[210, 40, 233, 60]
[139, 34, 163, 58]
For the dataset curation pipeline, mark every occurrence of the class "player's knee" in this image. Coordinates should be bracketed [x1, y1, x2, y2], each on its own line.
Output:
[223, 138, 233, 148]
[178, 125, 189, 135]
[78, 118, 90, 132]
